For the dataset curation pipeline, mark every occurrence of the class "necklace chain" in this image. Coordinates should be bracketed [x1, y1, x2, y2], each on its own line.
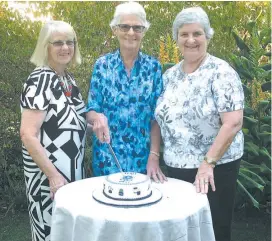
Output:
[49, 66, 72, 97]
[59, 75, 72, 97]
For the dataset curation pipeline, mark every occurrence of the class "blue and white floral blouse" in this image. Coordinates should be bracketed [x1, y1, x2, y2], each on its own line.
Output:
[155, 54, 244, 168]
[86, 49, 163, 176]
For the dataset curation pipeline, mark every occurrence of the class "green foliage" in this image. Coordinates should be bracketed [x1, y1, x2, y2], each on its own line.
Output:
[0, 2, 36, 213]
[162, 63, 176, 73]
[0, 109, 27, 212]
[229, 20, 271, 209]
[238, 102, 271, 209]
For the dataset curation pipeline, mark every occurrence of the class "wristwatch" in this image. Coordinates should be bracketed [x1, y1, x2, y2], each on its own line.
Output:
[204, 156, 217, 168]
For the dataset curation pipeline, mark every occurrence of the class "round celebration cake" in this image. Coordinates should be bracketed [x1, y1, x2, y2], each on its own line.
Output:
[92, 172, 162, 207]
[103, 172, 152, 201]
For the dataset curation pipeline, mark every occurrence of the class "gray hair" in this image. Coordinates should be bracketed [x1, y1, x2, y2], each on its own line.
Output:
[110, 2, 150, 31]
[172, 7, 214, 41]
[30, 21, 81, 67]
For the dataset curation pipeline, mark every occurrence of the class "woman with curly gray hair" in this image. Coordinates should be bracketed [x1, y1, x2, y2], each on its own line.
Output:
[155, 7, 244, 241]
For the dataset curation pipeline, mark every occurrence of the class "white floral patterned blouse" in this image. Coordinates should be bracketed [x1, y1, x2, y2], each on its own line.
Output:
[155, 54, 244, 168]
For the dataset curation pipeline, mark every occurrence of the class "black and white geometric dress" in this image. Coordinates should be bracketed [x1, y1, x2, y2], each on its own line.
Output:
[20, 67, 86, 241]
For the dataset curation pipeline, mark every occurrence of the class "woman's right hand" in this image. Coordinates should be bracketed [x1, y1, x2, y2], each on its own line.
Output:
[194, 161, 216, 194]
[49, 174, 68, 200]
[90, 113, 111, 143]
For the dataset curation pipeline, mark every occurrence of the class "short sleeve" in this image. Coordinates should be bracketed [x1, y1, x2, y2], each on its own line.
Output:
[150, 61, 163, 120]
[20, 71, 52, 111]
[212, 64, 244, 112]
[86, 59, 104, 113]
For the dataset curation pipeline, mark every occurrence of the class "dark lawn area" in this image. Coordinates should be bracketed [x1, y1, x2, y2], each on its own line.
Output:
[232, 207, 271, 241]
[0, 208, 270, 241]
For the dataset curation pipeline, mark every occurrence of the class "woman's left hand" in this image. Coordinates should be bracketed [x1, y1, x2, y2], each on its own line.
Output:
[194, 161, 216, 194]
[147, 155, 167, 183]
[49, 174, 68, 200]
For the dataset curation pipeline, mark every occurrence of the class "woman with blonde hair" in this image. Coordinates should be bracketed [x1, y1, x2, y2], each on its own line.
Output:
[20, 20, 86, 241]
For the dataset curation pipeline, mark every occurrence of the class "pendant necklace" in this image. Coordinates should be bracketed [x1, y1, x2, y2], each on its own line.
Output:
[59, 75, 72, 97]
[49, 66, 72, 97]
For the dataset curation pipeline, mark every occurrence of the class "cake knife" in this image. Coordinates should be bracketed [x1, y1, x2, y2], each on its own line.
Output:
[88, 124, 124, 174]
[103, 133, 124, 174]
[106, 143, 124, 174]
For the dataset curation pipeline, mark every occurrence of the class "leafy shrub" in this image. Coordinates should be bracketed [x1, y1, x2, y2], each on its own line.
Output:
[229, 21, 271, 209]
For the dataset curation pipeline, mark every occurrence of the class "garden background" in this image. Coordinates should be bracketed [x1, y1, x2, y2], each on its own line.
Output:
[0, 1, 271, 240]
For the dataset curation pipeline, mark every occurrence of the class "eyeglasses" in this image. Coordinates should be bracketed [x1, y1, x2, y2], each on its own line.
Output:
[117, 24, 145, 33]
[49, 40, 75, 48]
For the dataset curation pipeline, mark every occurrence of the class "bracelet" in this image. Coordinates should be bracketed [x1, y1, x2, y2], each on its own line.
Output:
[204, 156, 217, 168]
[150, 151, 160, 157]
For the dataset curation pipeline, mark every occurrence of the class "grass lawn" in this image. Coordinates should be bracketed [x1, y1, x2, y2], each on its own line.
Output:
[232, 208, 271, 241]
[0, 209, 270, 241]
[0, 212, 31, 241]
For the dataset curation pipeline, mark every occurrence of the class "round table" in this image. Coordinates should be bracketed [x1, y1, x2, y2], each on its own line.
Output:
[50, 176, 215, 241]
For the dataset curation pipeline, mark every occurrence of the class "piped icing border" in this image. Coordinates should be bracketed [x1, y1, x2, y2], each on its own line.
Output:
[103, 190, 153, 201]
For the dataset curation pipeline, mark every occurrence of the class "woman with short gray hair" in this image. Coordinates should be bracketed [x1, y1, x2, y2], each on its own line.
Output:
[86, 2, 167, 183]
[109, 1, 150, 30]
[172, 6, 214, 41]
[155, 7, 244, 241]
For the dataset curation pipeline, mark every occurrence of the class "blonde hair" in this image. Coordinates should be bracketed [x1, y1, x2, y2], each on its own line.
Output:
[30, 21, 81, 67]
[110, 2, 150, 30]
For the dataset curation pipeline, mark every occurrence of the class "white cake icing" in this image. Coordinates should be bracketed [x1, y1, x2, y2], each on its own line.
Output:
[103, 172, 152, 201]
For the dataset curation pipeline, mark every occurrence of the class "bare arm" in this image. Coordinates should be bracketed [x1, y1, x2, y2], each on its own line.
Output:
[150, 120, 161, 154]
[86, 110, 110, 143]
[20, 109, 67, 199]
[195, 109, 243, 193]
[146, 120, 167, 182]
[206, 109, 243, 160]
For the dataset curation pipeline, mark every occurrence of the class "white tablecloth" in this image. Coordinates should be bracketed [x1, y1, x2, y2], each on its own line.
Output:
[50, 177, 215, 241]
